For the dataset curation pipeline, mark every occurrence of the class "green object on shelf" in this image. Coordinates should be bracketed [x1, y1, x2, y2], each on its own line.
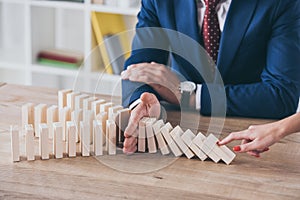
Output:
[38, 58, 81, 69]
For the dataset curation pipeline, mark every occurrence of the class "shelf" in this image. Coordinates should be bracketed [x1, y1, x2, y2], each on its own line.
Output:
[31, 64, 80, 77]
[0, 0, 29, 4]
[30, 0, 85, 10]
[90, 4, 139, 16]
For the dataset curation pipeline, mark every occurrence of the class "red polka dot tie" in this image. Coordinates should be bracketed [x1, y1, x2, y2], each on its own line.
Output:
[202, 0, 221, 64]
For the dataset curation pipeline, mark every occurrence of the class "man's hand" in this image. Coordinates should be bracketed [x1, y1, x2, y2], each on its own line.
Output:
[123, 92, 161, 154]
[218, 122, 284, 157]
[121, 62, 181, 105]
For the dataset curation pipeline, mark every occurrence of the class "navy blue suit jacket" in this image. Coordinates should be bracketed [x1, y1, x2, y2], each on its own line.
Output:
[122, 0, 300, 119]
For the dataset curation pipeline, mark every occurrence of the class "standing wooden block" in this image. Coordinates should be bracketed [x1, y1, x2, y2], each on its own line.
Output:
[145, 118, 157, 153]
[80, 121, 90, 157]
[96, 112, 108, 146]
[74, 94, 89, 110]
[93, 120, 103, 156]
[71, 109, 83, 143]
[67, 91, 81, 111]
[106, 120, 117, 155]
[83, 110, 95, 146]
[100, 102, 114, 113]
[117, 108, 130, 145]
[92, 99, 106, 117]
[21, 103, 34, 135]
[138, 117, 149, 152]
[170, 126, 194, 159]
[53, 122, 63, 159]
[47, 105, 58, 140]
[108, 105, 123, 120]
[34, 104, 47, 137]
[152, 120, 170, 155]
[181, 129, 207, 161]
[83, 97, 98, 111]
[58, 89, 72, 109]
[59, 107, 71, 141]
[25, 124, 35, 161]
[10, 125, 20, 162]
[193, 132, 220, 163]
[39, 124, 49, 160]
[67, 121, 77, 157]
[160, 123, 183, 157]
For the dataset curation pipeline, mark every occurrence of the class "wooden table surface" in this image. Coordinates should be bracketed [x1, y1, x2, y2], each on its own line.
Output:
[0, 84, 299, 200]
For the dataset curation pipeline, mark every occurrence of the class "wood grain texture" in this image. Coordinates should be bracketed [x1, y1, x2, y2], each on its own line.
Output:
[0, 84, 299, 199]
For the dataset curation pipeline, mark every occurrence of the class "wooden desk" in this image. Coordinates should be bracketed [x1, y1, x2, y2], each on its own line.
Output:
[0, 84, 299, 199]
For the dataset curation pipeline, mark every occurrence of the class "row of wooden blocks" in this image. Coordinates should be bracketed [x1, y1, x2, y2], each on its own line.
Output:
[14, 89, 235, 164]
[137, 117, 236, 165]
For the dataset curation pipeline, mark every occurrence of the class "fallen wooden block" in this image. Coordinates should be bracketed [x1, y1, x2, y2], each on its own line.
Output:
[58, 89, 72, 109]
[152, 120, 170, 155]
[39, 124, 49, 160]
[67, 121, 77, 157]
[145, 118, 157, 153]
[25, 124, 35, 161]
[93, 120, 103, 156]
[10, 125, 20, 162]
[160, 123, 183, 157]
[170, 126, 194, 159]
[181, 129, 207, 161]
[53, 122, 63, 159]
[34, 104, 47, 137]
[193, 132, 220, 163]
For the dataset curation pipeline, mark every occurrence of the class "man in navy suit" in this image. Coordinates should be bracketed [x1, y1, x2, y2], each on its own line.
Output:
[121, 0, 300, 153]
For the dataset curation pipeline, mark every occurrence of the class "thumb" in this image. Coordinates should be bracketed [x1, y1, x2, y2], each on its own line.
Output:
[140, 92, 159, 105]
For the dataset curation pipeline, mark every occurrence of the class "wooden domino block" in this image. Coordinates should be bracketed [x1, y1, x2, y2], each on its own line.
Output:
[66, 91, 81, 111]
[47, 105, 58, 140]
[193, 132, 220, 163]
[83, 110, 94, 146]
[71, 109, 83, 143]
[67, 121, 77, 157]
[83, 97, 98, 111]
[204, 134, 236, 165]
[10, 125, 20, 162]
[160, 123, 183, 157]
[53, 122, 63, 159]
[58, 89, 72, 109]
[59, 107, 71, 141]
[80, 121, 90, 156]
[74, 94, 89, 110]
[138, 117, 149, 152]
[181, 129, 207, 161]
[117, 108, 130, 145]
[39, 124, 49, 160]
[96, 112, 108, 146]
[169, 126, 194, 159]
[93, 120, 103, 156]
[145, 118, 157, 153]
[152, 120, 170, 155]
[100, 102, 114, 113]
[92, 99, 106, 117]
[25, 124, 35, 161]
[34, 104, 47, 137]
[21, 103, 34, 135]
[108, 105, 123, 120]
[106, 120, 117, 155]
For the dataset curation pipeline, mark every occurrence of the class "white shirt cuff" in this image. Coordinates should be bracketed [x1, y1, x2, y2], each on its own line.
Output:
[196, 84, 202, 111]
[129, 98, 142, 110]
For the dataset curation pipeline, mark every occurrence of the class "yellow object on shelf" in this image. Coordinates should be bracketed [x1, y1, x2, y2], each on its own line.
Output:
[91, 11, 131, 74]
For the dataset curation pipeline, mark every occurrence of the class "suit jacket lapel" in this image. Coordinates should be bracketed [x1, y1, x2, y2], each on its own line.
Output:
[217, 0, 259, 77]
